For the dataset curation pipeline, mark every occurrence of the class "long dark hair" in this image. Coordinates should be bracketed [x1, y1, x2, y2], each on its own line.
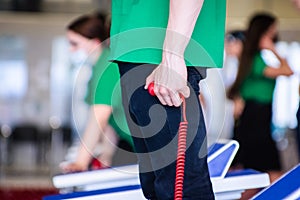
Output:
[227, 13, 277, 99]
[67, 12, 109, 42]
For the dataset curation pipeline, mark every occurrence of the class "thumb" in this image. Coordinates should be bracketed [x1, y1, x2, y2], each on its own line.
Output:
[179, 86, 190, 98]
[144, 74, 154, 89]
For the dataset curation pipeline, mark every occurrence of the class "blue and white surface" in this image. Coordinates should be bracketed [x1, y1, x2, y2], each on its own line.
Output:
[208, 139, 239, 179]
[252, 164, 300, 200]
[46, 140, 270, 200]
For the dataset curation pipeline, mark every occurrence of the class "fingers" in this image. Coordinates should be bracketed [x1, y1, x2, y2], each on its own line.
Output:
[179, 86, 190, 98]
[154, 85, 168, 105]
[145, 70, 189, 106]
[169, 90, 182, 107]
[60, 162, 86, 173]
[144, 64, 189, 106]
[154, 84, 183, 107]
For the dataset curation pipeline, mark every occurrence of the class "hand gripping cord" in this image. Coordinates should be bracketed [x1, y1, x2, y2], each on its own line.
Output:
[148, 83, 187, 200]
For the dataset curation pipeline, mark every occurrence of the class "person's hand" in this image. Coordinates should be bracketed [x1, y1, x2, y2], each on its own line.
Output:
[144, 55, 190, 107]
[60, 161, 88, 173]
[233, 97, 244, 120]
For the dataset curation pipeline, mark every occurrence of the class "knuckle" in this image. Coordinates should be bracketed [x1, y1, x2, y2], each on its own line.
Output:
[159, 88, 168, 95]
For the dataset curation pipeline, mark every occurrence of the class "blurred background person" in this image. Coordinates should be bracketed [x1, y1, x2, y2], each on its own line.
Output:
[60, 12, 134, 173]
[227, 12, 293, 183]
[291, 0, 300, 161]
[223, 30, 245, 90]
[199, 30, 245, 142]
[222, 30, 245, 141]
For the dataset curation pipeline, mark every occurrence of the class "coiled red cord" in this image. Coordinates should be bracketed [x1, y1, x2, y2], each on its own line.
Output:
[174, 96, 187, 200]
[148, 83, 187, 200]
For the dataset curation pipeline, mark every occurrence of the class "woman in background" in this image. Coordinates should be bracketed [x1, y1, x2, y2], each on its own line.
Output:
[228, 13, 293, 183]
[61, 12, 134, 172]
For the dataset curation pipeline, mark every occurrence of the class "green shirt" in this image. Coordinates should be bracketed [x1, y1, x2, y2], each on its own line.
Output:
[85, 48, 133, 146]
[110, 0, 226, 68]
[240, 52, 276, 104]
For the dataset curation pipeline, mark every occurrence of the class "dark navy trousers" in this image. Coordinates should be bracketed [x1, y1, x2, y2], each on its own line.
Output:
[118, 62, 214, 200]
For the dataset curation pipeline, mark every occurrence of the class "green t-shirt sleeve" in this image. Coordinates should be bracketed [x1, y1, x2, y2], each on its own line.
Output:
[252, 53, 267, 77]
[94, 63, 120, 105]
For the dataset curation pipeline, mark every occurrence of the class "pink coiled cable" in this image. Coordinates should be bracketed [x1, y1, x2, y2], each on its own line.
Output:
[148, 83, 187, 200]
[174, 95, 187, 200]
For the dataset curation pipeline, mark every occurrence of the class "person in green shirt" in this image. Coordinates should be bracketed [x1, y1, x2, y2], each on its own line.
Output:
[61, 12, 134, 173]
[228, 13, 293, 184]
[110, 0, 226, 199]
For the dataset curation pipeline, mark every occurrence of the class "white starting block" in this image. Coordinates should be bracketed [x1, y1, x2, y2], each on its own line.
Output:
[52, 164, 140, 192]
[44, 140, 270, 200]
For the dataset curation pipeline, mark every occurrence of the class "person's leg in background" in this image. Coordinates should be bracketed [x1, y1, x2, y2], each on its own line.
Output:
[118, 62, 214, 200]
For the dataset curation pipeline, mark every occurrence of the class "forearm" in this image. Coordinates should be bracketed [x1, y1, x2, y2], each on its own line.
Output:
[145, 0, 204, 106]
[274, 52, 293, 74]
[264, 50, 293, 78]
[76, 109, 105, 166]
[163, 0, 204, 59]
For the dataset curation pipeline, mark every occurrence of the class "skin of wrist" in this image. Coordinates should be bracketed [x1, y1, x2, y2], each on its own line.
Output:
[162, 52, 185, 65]
[76, 152, 91, 167]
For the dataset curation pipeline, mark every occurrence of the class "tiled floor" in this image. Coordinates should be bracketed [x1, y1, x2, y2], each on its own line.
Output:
[0, 166, 58, 200]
